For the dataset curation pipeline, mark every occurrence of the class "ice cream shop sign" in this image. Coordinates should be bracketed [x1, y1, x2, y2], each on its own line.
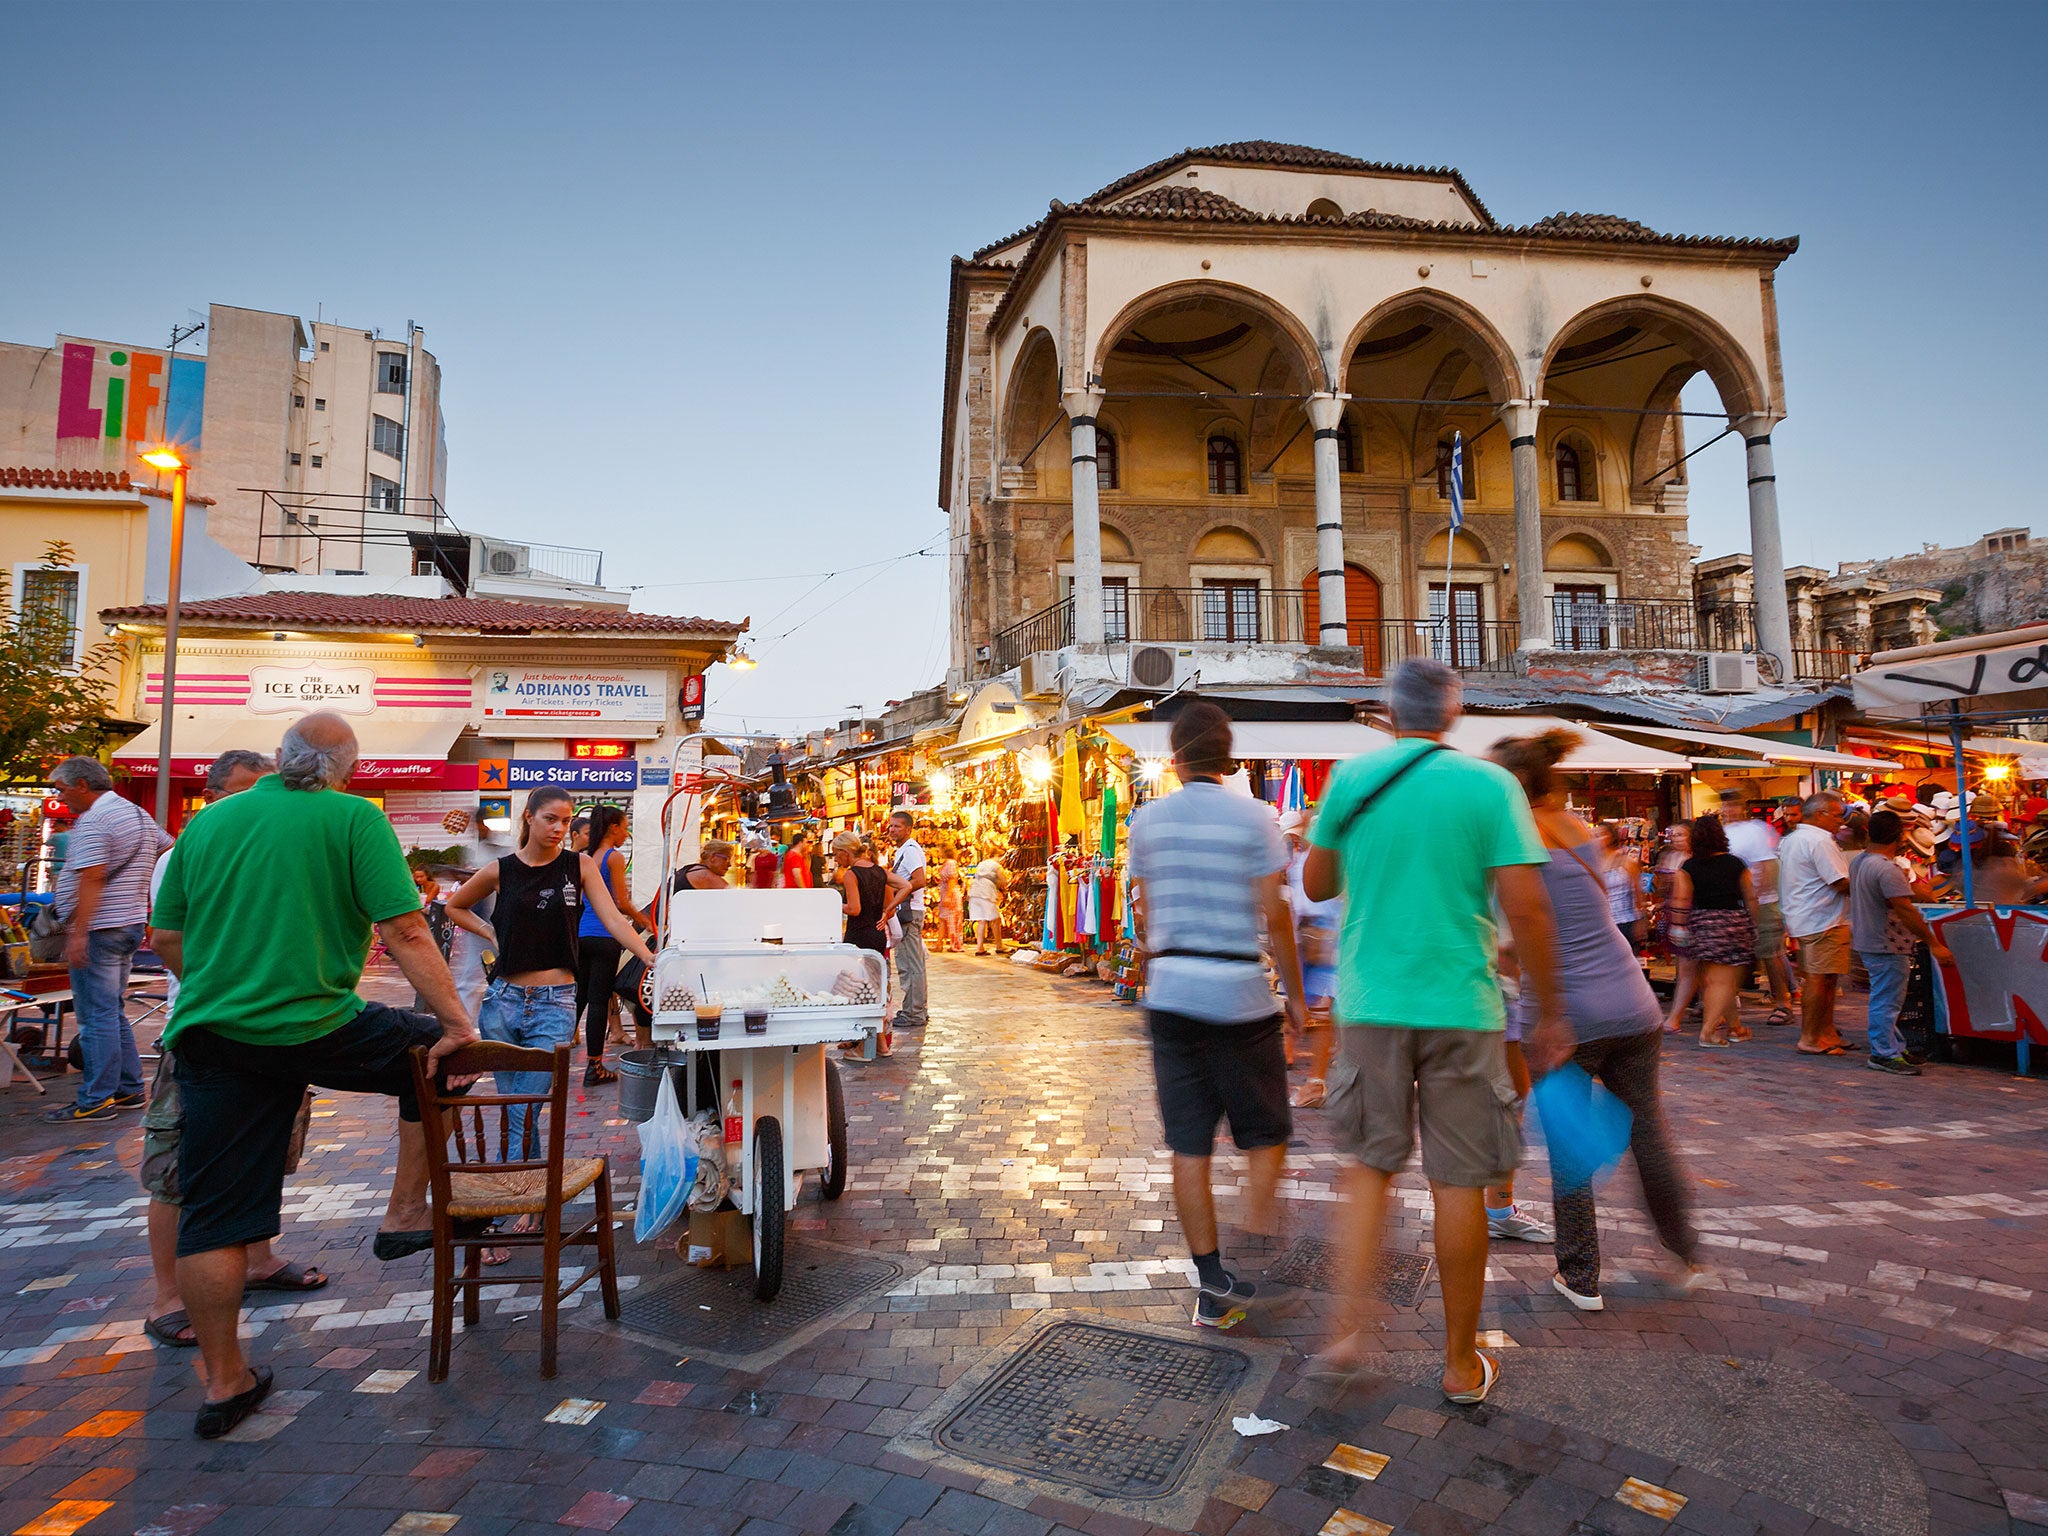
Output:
[248, 662, 377, 713]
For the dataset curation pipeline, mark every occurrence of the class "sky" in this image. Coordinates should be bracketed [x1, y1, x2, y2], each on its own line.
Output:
[7, 2, 2043, 732]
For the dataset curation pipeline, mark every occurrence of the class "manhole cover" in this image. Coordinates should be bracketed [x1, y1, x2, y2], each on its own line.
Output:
[933, 1320, 1248, 1500]
[1265, 1237, 1433, 1305]
[611, 1245, 907, 1370]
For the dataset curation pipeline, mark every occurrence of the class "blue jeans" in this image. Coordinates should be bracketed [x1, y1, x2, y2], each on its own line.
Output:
[1859, 950, 1910, 1059]
[478, 979, 576, 1156]
[71, 924, 145, 1107]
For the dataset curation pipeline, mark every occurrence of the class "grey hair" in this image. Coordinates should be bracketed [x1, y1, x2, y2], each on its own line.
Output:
[277, 723, 357, 791]
[1388, 657, 1462, 734]
[205, 750, 274, 797]
[1800, 790, 1844, 818]
[50, 756, 113, 792]
[700, 838, 734, 862]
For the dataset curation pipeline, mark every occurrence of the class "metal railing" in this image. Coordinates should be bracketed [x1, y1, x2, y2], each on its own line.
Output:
[1369, 618, 1522, 676]
[1791, 648, 1861, 682]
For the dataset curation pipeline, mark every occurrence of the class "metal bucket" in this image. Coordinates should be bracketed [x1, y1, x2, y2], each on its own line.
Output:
[618, 1048, 685, 1124]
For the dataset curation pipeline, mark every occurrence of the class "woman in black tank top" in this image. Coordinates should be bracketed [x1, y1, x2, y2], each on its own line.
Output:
[447, 788, 656, 1186]
[830, 830, 908, 1058]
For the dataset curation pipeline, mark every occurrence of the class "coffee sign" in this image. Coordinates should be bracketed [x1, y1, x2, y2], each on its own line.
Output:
[247, 663, 378, 715]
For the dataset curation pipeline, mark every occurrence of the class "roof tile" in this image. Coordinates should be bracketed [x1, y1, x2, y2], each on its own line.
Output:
[0, 465, 217, 505]
[98, 591, 747, 636]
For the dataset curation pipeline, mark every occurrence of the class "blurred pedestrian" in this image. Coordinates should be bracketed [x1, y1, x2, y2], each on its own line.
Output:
[1599, 823, 1643, 951]
[833, 830, 907, 1057]
[1667, 813, 1758, 1049]
[1852, 810, 1951, 1075]
[779, 828, 816, 889]
[42, 757, 172, 1123]
[1489, 730, 1702, 1310]
[885, 811, 930, 1030]
[1127, 702, 1305, 1330]
[1720, 788, 1795, 1027]
[1279, 810, 1337, 1109]
[573, 805, 648, 1086]
[967, 856, 1006, 953]
[1656, 823, 1698, 1034]
[1780, 791, 1852, 1055]
[934, 842, 964, 952]
[1303, 659, 1560, 1403]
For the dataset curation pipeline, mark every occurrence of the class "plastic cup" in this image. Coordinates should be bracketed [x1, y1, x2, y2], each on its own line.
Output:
[695, 1001, 722, 1041]
[744, 1008, 768, 1036]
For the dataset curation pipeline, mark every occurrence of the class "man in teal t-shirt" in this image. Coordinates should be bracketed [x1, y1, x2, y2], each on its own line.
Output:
[1301, 659, 1563, 1407]
[150, 712, 478, 1440]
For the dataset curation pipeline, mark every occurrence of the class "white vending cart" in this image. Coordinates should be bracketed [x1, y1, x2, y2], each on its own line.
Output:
[651, 889, 882, 1300]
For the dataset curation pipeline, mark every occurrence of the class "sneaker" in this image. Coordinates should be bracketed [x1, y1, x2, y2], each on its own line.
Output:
[109, 1092, 147, 1109]
[1867, 1054, 1923, 1077]
[1551, 1274, 1604, 1312]
[1193, 1271, 1256, 1330]
[42, 1099, 116, 1124]
[1487, 1205, 1554, 1242]
[1901, 1050, 1929, 1066]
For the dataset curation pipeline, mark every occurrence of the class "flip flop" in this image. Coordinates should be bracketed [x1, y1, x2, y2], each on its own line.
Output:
[245, 1262, 328, 1292]
[144, 1310, 197, 1348]
[1763, 1008, 1793, 1026]
[1444, 1349, 1499, 1405]
[195, 1364, 273, 1440]
[1795, 1044, 1848, 1056]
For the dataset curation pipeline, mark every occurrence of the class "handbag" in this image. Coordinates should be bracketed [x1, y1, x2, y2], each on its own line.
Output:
[612, 954, 653, 1024]
[27, 903, 64, 963]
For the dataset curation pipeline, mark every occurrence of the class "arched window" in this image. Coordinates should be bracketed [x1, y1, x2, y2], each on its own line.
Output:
[1207, 434, 1244, 496]
[1307, 197, 1344, 220]
[1435, 435, 1475, 501]
[1095, 429, 1118, 491]
[1556, 441, 1591, 502]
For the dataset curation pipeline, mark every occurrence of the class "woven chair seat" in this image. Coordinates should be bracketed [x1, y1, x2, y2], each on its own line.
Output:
[446, 1157, 607, 1220]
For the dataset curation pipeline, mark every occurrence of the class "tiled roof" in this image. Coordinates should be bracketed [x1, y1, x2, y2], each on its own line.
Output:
[1530, 212, 1662, 239]
[1099, 186, 1258, 220]
[0, 465, 218, 505]
[1081, 141, 1499, 225]
[99, 591, 747, 636]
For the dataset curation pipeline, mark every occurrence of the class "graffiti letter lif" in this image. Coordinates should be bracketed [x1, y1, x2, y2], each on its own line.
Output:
[1931, 907, 2048, 1043]
[56, 343, 101, 440]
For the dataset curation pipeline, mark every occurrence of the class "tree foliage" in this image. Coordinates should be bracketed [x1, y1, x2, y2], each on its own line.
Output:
[0, 541, 122, 785]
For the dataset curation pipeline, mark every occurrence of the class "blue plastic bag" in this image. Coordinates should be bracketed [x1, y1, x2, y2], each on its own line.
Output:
[1531, 1063, 1633, 1192]
[634, 1067, 698, 1243]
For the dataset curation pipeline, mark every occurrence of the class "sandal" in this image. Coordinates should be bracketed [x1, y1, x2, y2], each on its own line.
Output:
[1290, 1077, 1327, 1109]
[583, 1061, 619, 1086]
[1697, 1036, 1731, 1049]
[1795, 1044, 1848, 1056]
[145, 1309, 197, 1348]
[1763, 1008, 1793, 1026]
[1444, 1350, 1499, 1405]
[245, 1261, 328, 1293]
[195, 1365, 273, 1440]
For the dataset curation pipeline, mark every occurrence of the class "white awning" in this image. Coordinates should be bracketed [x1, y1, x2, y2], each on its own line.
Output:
[1443, 716, 1691, 774]
[1102, 721, 1385, 761]
[1850, 625, 2048, 716]
[115, 713, 466, 785]
[1604, 723, 1897, 771]
[1103, 715, 1688, 774]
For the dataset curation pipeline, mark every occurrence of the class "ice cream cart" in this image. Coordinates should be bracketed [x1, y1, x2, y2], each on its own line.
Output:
[650, 889, 882, 1299]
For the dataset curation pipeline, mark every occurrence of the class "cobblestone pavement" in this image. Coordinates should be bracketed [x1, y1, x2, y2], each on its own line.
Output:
[3, 952, 2045, 1536]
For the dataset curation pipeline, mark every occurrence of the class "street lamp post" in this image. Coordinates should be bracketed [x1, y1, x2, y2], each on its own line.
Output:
[140, 446, 188, 828]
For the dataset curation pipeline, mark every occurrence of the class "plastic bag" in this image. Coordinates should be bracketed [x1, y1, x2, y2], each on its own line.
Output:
[687, 1109, 730, 1212]
[1531, 1062, 1633, 1192]
[633, 1068, 698, 1243]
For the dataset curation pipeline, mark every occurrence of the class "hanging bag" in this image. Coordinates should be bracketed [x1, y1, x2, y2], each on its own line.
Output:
[632, 1067, 698, 1243]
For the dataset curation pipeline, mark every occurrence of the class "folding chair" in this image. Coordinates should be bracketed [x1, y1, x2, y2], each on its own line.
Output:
[407, 1041, 620, 1382]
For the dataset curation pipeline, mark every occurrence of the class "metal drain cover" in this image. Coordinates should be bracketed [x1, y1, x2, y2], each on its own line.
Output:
[605, 1244, 908, 1371]
[934, 1320, 1247, 1500]
[1265, 1237, 1433, 1306]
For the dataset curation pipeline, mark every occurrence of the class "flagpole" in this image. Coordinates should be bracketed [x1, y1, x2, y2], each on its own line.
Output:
[1442, 431, 1462, 663]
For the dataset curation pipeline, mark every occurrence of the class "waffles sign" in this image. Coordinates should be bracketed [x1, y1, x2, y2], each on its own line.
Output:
[481, 666, 665, 722]
[247, 663, 378, 714]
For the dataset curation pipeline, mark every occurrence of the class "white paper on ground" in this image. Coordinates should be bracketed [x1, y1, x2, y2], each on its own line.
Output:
[1233, 1414, 1289, 1436]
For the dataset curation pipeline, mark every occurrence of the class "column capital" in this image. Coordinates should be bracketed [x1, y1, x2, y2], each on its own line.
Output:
[1494, 398, 1546, 438]
[1061, 387, 1106, 423]
[1734, 410, 1784, 443]
[1305, 392, 1350, 431]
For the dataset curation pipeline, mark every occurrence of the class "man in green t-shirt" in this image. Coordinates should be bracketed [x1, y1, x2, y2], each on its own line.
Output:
[150, 712, 479, 1439]
[1301, 659, 1564, 1406]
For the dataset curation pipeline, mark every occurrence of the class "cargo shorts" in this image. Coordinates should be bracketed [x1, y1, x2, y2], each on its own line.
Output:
[1324, 1023, 1522, 1189]
[140, 1046, 314, 1206]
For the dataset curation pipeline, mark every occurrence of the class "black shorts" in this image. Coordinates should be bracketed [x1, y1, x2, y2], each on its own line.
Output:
[171, 1002, 442, 1258]
[1147, 1010, 1291, 1158]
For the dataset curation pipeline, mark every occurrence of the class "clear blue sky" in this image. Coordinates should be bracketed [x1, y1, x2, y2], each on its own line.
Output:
[8, 3, 2042, 730]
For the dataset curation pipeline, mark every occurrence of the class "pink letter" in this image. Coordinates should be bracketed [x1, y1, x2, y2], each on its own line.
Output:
[56, 344, 100, 440]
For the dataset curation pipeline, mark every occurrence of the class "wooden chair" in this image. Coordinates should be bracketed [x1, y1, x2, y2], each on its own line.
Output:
[407, 1041, 620, 1382]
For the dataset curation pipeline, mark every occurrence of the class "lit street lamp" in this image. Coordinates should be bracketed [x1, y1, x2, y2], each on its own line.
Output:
[138, 445, 187, 827]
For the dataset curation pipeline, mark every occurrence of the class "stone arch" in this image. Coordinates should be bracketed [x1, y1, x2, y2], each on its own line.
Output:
[1091, 279, 1327, 392]
[1628, 362, 1699, 492]
[1192, 525, 1267, 562]
[1421, 526, 1492, 566]
[1409, 351, 1487, 485]
[1341, 289, 1523, 405]
[999, 327, 1063, 470]
[1058, 524, 1136, 561]
[1547, 530, 1614, 569]
[1537, 294, 1770, 424]
[1549, 426, 1602, 505]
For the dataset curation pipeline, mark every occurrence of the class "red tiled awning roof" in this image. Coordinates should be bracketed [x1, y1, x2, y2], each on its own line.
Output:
[0, 465, 217, 505]
[99, 591, 747, 636]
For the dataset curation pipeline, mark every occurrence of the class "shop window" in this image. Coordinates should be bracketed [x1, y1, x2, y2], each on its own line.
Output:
[1207, 435, 1243, 496]
[1436, 435, 1475, 500]
[1095, 429, 1118, 491]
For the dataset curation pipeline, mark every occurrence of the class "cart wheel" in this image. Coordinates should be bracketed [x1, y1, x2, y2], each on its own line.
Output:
[820, 1056, 848, 1202]
[752, 1116, 786, 1302]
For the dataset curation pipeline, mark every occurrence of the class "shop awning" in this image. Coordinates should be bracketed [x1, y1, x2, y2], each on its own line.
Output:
[115, 714, 467, 786]
[1443, 716, 1691, 774]
[1102, 721, 1385, 761]
[1602, 723, 1898, 771]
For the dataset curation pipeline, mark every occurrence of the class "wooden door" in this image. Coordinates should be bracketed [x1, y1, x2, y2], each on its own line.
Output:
[1302, 565, 1384, 668]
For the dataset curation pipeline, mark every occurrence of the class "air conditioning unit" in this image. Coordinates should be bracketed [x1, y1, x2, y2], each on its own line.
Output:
[413, 558, 438, 577]
[1020, 650, 1065, 700]
[1128, 644, 1197, 692]
[481, 541, 530, 578]
[1696, 653, 1760, 694]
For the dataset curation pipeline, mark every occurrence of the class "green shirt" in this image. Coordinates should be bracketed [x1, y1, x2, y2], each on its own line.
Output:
[153, 775, 422, 1047]
[1309, 738, 1547, 1031]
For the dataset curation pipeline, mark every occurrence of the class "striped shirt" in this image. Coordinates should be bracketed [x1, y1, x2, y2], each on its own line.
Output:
[55, 791, 171, 931]
[1127, 782, 1287, 1024]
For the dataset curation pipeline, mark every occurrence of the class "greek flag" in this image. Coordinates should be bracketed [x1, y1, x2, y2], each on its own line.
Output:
[1448, 430, 1465, 531]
